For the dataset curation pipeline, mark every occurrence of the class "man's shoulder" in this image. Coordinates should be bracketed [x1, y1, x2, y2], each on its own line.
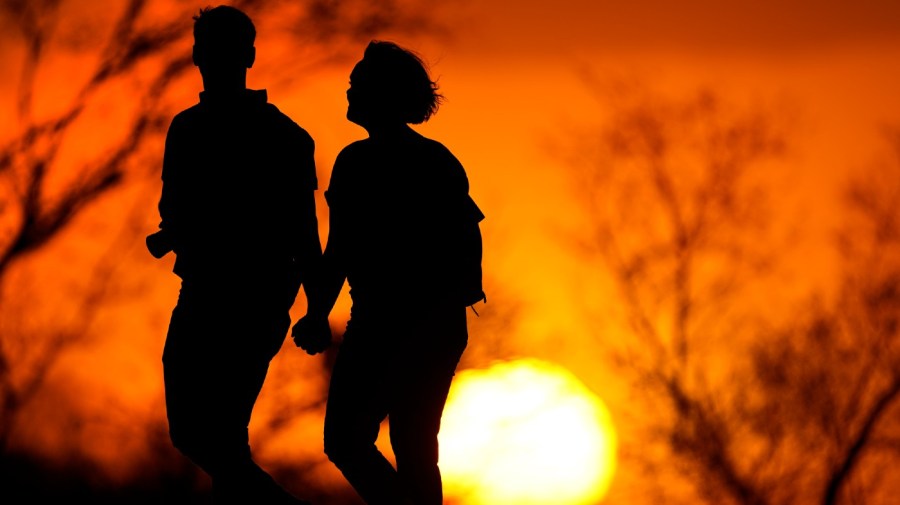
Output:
[169, 103, 202, 128]
[262, 102, 314, 145]
[163, 105, 204, 148]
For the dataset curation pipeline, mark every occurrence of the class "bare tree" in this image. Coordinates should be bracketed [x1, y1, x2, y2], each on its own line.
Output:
[751, 128, 900, 505]
[0, 0, 453, 458]
[567, 80, 900, 505]
[565, 84, 792, 505]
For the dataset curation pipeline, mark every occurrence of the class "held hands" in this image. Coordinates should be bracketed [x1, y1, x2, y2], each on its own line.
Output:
[291, 314, 333, 355]
[146, 230, 174, 259]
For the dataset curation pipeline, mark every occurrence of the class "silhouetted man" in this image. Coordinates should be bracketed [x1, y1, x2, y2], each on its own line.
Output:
[146, 6, 320, 504]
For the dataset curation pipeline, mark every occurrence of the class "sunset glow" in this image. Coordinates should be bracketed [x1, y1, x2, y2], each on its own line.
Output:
[438, 359, 617, 505]
[3, 0, 900, 503]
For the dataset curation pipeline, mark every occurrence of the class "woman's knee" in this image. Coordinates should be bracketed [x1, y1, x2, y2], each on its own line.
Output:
[323, 425, 354, 465]
[392, 432, 439, 468]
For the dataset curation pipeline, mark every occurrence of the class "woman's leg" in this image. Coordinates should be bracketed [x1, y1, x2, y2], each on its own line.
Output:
[388, 369, 457, 505]
[388, 307, 468, 505]
[323, 330, 403, 505]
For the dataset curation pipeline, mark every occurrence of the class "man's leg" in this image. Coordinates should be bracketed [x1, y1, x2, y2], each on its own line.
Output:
[163, 290, 300, 504]
[206, 348, 281, 504]
[208, 307, 303, 505]
[163, 301, 237, 475]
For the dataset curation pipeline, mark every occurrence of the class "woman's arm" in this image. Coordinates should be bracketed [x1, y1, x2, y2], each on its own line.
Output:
[303, 225, 347, 319]
[292, 149, 352, 354]
[291, 234, 345, 355]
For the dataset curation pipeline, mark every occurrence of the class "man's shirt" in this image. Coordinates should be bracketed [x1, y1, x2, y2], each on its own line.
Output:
[154, 89, 320, 295]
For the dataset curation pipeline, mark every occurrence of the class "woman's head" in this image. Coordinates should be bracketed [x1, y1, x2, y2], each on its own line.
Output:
[347, 41, 443, 127]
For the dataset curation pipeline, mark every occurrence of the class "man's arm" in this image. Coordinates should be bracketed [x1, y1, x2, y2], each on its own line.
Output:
[147, 117, 184, 259]
[288, 130, 323, 290]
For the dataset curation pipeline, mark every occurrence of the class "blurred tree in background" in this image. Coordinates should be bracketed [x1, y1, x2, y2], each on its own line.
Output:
[568, 84, 900, 505]
[749, 129, 900, 505]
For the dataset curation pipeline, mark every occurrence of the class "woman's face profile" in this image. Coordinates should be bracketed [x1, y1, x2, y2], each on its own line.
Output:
[346, 58, 403, 129]
[346, 60, 372, 127]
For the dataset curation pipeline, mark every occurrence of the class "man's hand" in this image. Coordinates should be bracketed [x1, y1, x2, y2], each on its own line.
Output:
[291, 315, 332, 355]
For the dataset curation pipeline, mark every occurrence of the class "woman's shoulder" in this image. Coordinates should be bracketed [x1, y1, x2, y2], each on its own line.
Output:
[411, 135, 463, 168]
[408, 136, 468, 195]
[337, 138, 370, 156]
[329, 140, 374, 192]
[335, 138, 382, 166]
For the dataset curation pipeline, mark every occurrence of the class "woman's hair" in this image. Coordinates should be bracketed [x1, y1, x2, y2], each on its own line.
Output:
[360, 40, 444, 124]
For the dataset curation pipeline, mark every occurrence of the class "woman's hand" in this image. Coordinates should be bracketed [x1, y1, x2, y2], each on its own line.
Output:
[291, 314, 333, 355]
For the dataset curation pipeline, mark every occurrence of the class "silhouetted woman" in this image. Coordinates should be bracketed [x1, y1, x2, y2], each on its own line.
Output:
[292, 41, 485, 505]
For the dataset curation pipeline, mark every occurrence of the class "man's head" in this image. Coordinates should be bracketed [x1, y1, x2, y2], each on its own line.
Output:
[192, 5, 256, 80]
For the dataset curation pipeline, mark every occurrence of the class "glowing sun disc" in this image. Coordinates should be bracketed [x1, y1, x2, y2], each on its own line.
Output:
[439, 359, 617, 505]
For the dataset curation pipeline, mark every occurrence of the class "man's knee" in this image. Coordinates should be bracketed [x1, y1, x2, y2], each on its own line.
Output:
[171, 419, 226, 460]
[169, 422, 205, 460]
[170, 423, 254, 477]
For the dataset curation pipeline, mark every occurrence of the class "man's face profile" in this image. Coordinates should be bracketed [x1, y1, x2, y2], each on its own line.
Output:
[193, 40, 255, 72]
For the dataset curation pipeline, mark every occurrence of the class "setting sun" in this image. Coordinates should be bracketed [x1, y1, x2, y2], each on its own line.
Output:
[4, 0, 900, 503]
[438, 359, 617, 505]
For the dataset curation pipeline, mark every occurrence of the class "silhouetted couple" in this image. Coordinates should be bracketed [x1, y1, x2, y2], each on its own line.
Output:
[147, 5, 484, 505]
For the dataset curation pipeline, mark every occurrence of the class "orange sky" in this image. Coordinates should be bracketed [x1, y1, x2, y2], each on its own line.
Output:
[375, 0, 900, 356]
[2, 0, 900, 501]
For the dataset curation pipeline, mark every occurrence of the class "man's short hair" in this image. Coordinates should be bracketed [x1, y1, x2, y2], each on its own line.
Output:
[193, 5, 256, 52]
